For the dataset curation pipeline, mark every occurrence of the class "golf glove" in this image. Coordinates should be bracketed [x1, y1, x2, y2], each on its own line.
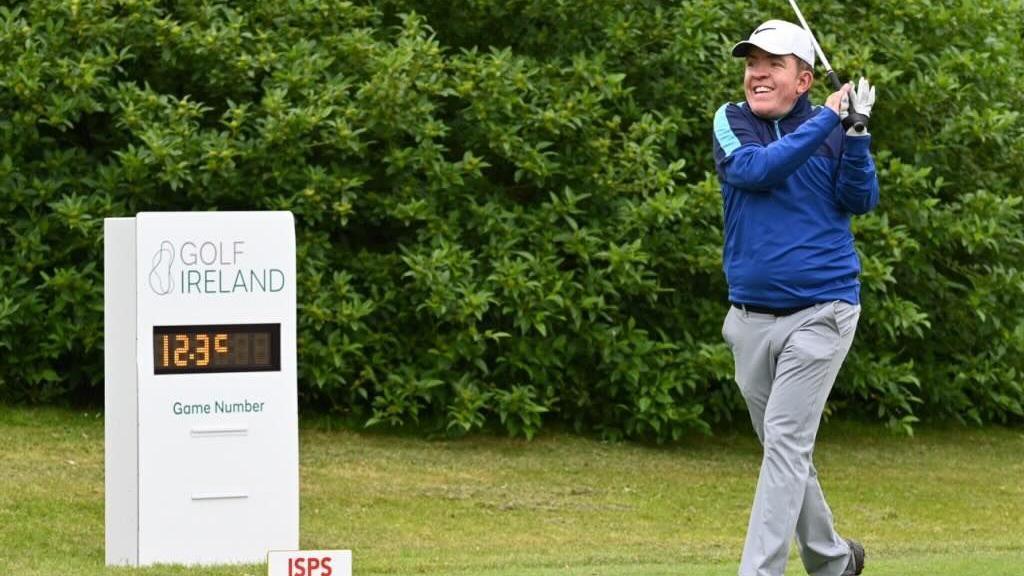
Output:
[840, 77, 875, 135]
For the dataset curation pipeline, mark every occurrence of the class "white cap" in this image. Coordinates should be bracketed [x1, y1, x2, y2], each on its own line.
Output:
[731, 20, 815, 68]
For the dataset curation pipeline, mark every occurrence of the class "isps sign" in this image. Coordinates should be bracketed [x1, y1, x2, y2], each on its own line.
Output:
[268, 550, 352, 576]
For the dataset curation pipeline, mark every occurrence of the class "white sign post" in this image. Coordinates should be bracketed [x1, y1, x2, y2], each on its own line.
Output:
[104, 212, 299, 566]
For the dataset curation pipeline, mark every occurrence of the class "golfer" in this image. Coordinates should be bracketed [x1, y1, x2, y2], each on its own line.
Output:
[712, 19, 878, 576]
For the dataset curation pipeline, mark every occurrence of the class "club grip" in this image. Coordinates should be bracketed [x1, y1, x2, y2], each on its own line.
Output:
[827, 70, 864, 132]
[826, 70, 843, 91]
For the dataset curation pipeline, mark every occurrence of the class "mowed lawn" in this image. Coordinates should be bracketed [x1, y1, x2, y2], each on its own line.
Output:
[1, 406, 1022, 575]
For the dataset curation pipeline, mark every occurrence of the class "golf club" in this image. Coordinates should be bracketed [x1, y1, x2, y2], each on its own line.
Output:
[786, 0, 867, 132]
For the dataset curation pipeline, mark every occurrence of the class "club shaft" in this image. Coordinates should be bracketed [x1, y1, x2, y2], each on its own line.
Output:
[786, 0, 835, 76]
[786, 1, 858, 126]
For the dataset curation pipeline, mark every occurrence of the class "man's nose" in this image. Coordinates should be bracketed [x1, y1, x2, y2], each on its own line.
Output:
[749, 65, 770, 78]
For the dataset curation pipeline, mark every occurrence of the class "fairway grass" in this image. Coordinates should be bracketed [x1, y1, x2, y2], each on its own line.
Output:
[0, 406, 1022, 575]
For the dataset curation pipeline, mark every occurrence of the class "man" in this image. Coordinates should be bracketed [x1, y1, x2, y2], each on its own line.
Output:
[711, 19, 879, 576]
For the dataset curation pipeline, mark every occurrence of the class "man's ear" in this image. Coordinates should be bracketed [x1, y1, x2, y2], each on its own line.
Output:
[796, 69, 814, 96]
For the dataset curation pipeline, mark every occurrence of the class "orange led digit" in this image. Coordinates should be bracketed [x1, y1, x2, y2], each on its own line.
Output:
[174, 335, 189, 367]
[214, 334, 228, 355]
[195, 334, 210, 367]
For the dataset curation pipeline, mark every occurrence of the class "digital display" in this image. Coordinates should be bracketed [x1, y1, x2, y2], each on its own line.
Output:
[153, 324, 280, 375]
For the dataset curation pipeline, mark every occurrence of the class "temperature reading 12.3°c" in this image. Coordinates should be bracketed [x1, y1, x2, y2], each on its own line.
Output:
[152, 324, 280, 375]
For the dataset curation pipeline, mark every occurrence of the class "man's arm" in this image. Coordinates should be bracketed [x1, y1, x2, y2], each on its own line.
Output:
[713, 105, 841, 191]
[835, 79, 879, 214]
[835, 134, 880, 214]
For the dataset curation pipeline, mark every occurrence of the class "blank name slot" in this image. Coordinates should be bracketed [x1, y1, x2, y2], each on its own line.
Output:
[190, 425, 249, 438]
[191, 492, 249, 501]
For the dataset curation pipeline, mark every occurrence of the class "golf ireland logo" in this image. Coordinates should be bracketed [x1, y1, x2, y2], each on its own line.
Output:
[149, 240, 175, 296]
[147, 238, 286, 296]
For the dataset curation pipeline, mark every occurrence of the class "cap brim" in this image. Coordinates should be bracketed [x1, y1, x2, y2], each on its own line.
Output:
[731, 39, 814, 68]
[731, 39, 791, 58]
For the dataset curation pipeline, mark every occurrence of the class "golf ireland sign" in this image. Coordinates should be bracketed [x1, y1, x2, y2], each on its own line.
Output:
[104, 212, 298, 566]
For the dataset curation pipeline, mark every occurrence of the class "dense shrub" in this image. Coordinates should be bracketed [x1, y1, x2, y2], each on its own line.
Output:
[1, 0, 1021, 438]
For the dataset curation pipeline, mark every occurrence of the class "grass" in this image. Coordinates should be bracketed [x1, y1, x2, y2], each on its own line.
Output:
[0, 406, 1022, 575]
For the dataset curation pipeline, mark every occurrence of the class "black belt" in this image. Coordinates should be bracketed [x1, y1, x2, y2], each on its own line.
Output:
[732, 302, 815, 317]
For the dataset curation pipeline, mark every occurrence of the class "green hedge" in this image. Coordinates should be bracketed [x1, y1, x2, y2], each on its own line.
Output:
[1, 0, 1022, 438]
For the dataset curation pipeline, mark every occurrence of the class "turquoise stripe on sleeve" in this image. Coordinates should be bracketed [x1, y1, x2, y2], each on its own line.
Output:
[714, 104, 742, 157]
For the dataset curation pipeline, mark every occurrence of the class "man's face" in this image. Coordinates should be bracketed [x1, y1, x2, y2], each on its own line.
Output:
[744, 48, 813, 119]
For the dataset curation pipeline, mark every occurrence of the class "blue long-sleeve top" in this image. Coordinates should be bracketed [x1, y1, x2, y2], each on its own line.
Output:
[712, 93, 879, 308]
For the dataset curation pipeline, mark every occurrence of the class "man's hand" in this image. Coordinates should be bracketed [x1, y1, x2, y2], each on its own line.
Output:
[825, 83, 851, 116]
[841, 77, 875, 134]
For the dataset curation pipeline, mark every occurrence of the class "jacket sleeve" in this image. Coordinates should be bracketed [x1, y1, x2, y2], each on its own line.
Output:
[835, 134, 880, 214]
[713, 104, 840, 191]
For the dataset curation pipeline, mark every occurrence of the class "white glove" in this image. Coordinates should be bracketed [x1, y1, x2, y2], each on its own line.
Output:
[840, 77, 875, 135]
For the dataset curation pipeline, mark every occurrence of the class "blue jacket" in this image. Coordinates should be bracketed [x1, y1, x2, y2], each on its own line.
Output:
[712, 93, 879, 308]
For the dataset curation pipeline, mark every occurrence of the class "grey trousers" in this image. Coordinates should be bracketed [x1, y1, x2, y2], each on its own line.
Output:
[722, 301, 861, 576]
